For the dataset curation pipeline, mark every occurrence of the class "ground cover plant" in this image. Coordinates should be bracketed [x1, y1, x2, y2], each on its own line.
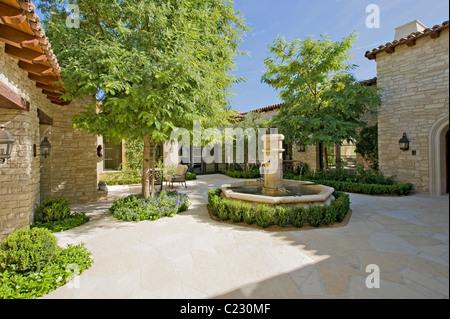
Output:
[208, 189, 350, 229]
[110, 190, 190, 222]
[0, 227, 93, 299]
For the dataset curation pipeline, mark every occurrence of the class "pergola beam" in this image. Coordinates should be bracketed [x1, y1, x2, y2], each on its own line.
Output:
[5, 44, 46, 64]
[0, 24, 39, 48]
[0, 2, 26, 25]
[0, 81, 30, 111]
[18, 60, 53, 76]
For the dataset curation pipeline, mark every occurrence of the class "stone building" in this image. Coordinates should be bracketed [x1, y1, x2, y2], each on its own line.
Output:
[365, 20, 449, 195]
[0, 0, 103, 239]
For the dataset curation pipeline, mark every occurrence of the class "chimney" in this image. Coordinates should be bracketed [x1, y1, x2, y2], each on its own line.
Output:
[394, 20, 427, 41]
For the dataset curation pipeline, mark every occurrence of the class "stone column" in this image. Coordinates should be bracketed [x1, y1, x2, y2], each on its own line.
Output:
[261, 134, 285, 196]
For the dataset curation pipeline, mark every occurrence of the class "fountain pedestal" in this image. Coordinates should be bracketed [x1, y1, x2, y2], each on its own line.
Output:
[261, 134, 289, 196]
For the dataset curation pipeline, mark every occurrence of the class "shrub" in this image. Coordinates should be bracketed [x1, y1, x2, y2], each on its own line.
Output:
[241, 203, 255, 225]
[35, 198, 71, 223]
[216, 199, 228, 221]
[290, 206, 307, 228]
[186, 172, 197, 180]
[254, 205, 274, 228]
[333, 192, 350, 222]
[0, 228, 59, 274]
[0, 241, 93, 299]
[323, 205, 337, 225]
[227, 201, 243, 223]
[307, 205, 324, 228]
[274, 206, 290, 227]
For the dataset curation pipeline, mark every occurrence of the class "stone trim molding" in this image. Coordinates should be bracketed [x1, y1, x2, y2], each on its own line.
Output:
[429, 116, 449, 196]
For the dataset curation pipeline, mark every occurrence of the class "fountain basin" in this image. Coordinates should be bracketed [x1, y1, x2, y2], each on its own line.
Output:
[221, 180, 335, 207]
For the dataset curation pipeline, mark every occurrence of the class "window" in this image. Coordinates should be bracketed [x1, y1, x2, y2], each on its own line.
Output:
[104, 139, 123, 171]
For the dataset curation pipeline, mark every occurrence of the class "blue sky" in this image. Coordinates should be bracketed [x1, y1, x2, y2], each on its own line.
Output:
[231, 0, 449, 112]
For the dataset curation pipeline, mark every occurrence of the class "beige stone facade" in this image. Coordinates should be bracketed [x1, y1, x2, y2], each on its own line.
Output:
[373, 26, 449, 195]
[0, 41, 104, 239]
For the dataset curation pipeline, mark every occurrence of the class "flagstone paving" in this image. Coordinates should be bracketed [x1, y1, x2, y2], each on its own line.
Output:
[42, 174, 449, 299]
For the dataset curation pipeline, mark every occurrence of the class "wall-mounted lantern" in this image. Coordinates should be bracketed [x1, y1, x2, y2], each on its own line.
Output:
[40, 137, 52, 158]
[0, 125, 14, 164]
[399, 133, 410, 151]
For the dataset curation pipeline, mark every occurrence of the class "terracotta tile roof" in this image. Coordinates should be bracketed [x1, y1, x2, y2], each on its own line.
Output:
[365, 20, 449, 60]
[0, 0, 69, 105]
[237, 78, 377, 118]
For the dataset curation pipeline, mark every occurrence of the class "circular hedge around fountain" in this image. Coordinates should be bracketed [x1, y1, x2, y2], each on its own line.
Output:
[207, 189, 351, 231]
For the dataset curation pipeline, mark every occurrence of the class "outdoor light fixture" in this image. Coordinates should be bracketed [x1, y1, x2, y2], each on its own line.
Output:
[399, 133, 410, 151]
[0, 125, 14, 164]
[40, 137, 52, 158]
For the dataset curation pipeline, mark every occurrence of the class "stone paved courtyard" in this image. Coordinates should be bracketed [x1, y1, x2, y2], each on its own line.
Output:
[42, 174, 449, 299]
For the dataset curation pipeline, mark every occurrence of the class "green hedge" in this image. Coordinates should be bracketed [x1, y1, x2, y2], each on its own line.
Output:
[207, 189, 350, 229]
[284, 173, 414, 196]
[312, 180, 414, 196]
[222, 169, 261, 179]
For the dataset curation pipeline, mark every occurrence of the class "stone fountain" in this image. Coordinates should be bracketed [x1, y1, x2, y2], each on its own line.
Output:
[221, 134, 335, 207]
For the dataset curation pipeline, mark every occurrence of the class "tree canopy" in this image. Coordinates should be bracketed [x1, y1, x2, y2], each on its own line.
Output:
[261, 33, 381, 169]
[38, 0, 249, 197]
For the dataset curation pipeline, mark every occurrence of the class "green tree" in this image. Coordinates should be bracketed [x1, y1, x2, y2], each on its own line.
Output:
[355, 124, 379, 169]
[262, 33, 381, 169]
[38, 0, 248, 198]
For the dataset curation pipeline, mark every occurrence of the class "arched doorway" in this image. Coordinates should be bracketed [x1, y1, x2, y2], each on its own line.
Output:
[446, 129, 449, 194]
[429, 117, 449, 196]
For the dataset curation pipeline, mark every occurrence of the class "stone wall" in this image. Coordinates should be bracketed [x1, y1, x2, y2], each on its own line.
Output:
[376, 28, 449, 194]
[0, 42, 104, 239]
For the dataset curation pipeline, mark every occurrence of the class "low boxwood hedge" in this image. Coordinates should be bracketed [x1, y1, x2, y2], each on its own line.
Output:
[207, 189, 350, 229]
[284, 173, 414, 196]
[222, 169, 261, 179]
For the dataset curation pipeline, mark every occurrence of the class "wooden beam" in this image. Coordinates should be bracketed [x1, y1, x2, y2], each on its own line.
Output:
[18, 60, 53, 76]
[51, 100, 71, 106]
[37, 108, 53, 125]
[5, 44, 46, 64]
[0, 81, 30, 111]
[0, 2, 26, 25]
[28, 73, 59, 85]
[42, 90, 63, 98]
[46, 95, 65, 102]
[0, 24, 38, 48]
[36, 82, 64, 92]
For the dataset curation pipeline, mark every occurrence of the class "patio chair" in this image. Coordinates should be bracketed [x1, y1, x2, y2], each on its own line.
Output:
[149, 168, 164, 191]
[166, 165, 189, 189]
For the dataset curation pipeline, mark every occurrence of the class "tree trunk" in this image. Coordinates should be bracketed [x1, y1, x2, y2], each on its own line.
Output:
[335, 143, 342, 168]
[324, 146, 329, 171]
[142, 135, 151, 199]
[316, 142, 324, 170]
[150, 142, 157, 198]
